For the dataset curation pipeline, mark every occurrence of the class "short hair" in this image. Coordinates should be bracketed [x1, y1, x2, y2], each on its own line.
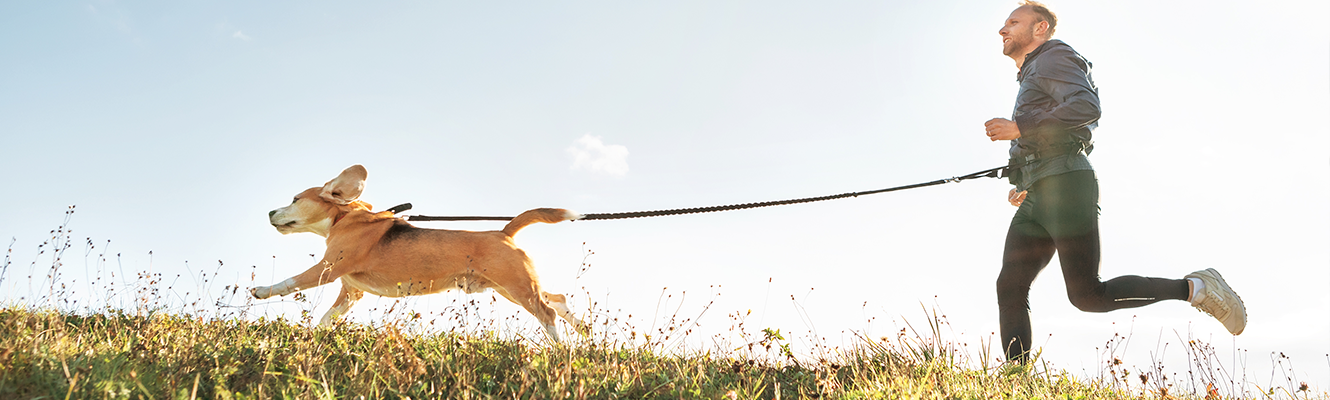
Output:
[1019, 1, 1058, 37]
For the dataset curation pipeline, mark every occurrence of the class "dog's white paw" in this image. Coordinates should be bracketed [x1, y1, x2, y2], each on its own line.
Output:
[250, 286, 269, 299]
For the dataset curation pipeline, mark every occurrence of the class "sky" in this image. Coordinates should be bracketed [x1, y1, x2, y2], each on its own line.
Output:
[2, 0, 1328, 394]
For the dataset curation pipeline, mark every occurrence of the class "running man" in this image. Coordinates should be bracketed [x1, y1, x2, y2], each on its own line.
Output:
[982, 1, 1247, 362]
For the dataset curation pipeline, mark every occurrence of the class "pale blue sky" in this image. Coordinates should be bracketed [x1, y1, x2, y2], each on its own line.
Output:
[2, 0, 1327, 393]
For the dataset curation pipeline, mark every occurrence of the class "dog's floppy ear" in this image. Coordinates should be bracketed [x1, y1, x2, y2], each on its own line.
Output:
[320, 165, 367, 205]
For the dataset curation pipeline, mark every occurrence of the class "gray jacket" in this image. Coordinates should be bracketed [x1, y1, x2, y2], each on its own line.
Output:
[1008, 39, 1100, 190]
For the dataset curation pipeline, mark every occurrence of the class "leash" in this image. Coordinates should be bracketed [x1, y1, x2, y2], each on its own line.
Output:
[393, 164, 1008, 222]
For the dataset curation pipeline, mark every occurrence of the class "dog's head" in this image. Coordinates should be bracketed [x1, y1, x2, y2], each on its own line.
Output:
[269, 164, 372, 237]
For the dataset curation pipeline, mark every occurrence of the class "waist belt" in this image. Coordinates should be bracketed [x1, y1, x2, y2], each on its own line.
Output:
[1016, 142, 1088, 163]
[1003, 141, 1089, 185]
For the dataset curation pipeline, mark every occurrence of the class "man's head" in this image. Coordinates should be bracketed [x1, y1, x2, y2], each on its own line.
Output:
[1000, 1, 1057, 60]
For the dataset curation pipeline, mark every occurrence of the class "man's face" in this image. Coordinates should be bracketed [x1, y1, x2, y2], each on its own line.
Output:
[999, 7, 1041, 57]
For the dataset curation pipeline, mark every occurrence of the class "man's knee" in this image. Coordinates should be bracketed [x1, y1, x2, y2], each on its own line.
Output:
[1067, 292, 1110, 313]
[995, 274, 1029, 306]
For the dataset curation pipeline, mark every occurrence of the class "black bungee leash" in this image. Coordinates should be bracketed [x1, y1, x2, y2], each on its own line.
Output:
[390, 164, 1011, 222]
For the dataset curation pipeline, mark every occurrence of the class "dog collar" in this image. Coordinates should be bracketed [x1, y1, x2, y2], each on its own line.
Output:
[333, 212, 348, 227]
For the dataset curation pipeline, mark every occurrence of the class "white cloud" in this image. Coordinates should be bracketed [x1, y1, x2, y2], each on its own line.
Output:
[567, 134, 629, 177]
[232, 30, 252, 41]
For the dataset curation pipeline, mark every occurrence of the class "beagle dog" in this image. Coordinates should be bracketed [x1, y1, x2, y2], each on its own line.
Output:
[252, 165, 590, 341]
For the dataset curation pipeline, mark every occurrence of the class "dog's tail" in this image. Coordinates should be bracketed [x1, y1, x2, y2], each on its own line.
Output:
[502, 208, 582, 237]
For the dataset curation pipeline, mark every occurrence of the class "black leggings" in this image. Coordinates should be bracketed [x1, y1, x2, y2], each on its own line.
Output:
[997, 170, 1189, 362]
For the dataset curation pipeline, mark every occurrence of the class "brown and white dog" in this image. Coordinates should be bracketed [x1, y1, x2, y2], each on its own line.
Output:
[251, 164, 590, 341]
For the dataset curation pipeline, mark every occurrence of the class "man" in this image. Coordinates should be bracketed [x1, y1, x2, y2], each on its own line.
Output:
[983, 1, 1247, 362]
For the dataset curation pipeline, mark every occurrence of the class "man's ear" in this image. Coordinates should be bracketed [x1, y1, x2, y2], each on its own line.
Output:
[319, 165, 367, 205]
[1036, 20, 1050, 38]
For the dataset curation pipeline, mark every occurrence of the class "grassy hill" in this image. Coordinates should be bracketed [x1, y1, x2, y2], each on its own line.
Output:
[0, 306, 1232, 400]
[1, 214, 1314, 399]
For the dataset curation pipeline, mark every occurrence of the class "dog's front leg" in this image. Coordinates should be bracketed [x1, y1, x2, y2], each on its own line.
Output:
[251, 258, 351, 299]
[318, 284, 364, 326]
[251, 277, 298, 299]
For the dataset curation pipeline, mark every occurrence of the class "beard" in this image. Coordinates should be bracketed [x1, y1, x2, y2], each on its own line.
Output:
[1002, 26, 1036, 56]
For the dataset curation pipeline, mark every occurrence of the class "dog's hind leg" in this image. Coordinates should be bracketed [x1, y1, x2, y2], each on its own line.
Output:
[319, 284, 364, 326]
[494, 283, 562, 342]
[544, 292, 591, 337]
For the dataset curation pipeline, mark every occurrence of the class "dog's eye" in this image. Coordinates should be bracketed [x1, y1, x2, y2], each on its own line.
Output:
[291, 198, 298, 204]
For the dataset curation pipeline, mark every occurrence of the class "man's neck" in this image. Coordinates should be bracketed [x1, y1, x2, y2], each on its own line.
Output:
[1011, 39, 1049, 69]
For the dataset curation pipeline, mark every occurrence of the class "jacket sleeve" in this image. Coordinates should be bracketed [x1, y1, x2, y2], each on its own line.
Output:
[1013, 48, 1101, 147]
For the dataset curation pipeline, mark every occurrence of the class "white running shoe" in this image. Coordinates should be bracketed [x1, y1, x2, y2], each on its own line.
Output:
[1186, 268, 1247, 335]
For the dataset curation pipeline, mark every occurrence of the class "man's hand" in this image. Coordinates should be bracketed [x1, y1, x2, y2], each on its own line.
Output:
[985, 118, 1021, 141]
[1008, 188, 1028, 207]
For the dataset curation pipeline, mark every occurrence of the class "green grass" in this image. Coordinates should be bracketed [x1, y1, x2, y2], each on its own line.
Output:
[2, 306, 1182, 399]
[3, 207, 1323, 399]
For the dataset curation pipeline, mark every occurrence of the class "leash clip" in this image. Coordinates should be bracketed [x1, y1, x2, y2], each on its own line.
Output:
[385, 203, 413, 214]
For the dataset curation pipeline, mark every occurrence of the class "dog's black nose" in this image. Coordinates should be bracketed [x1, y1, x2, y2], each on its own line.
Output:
[269, 210, 276, 218]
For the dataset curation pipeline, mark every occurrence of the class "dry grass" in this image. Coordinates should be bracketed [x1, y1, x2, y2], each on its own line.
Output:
[1, 207, 1324, 399]
[1, 306, 1190, 399]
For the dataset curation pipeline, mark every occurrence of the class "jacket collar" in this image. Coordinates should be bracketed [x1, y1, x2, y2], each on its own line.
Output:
[1016, 39, 1065, 81]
